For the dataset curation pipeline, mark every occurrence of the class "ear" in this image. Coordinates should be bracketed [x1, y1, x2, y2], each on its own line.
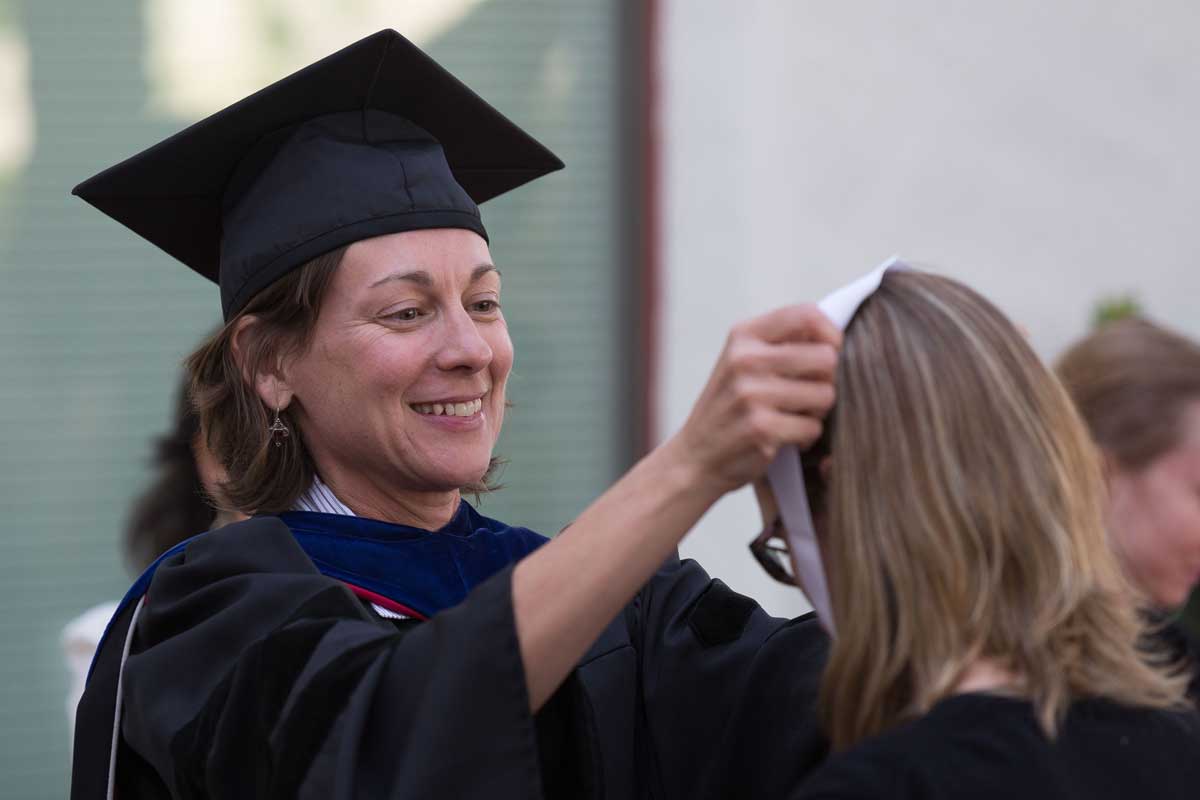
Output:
[819, 455, 833, 483]
[231, 314, 295, 411]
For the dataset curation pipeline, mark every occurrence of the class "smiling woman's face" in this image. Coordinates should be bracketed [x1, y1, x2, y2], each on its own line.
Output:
[279, 228, 512, 496]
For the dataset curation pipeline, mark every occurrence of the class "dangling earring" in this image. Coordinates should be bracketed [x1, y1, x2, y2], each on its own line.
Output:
[268, 404, 290, 447]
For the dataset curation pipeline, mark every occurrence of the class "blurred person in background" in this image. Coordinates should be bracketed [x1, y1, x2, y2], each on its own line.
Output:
[69, 30, 838, 799]
[123, 371, 247, 570]
[760, 271, 1199, 800]
[61, 373, 246, 740]
[1057, 318, 1200, 700]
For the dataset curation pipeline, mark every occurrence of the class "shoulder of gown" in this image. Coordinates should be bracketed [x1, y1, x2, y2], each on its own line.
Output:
[73, 515, 545, 800]
[622, 553, 831, 800]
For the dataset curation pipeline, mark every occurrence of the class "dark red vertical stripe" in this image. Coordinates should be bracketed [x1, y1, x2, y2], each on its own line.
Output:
[639, 0, 662, 455]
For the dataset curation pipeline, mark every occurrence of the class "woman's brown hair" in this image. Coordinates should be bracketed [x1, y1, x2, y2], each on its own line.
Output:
[185, 247, 346, 515]
[1056, 318, 1200, 471]
[818, 271, 1188, 751]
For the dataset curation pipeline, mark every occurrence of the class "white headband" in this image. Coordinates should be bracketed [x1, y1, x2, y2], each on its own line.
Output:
[766, 256, 910, 634]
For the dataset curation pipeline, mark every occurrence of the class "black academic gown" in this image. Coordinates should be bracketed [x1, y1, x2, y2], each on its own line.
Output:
[71, 515, 829, 799]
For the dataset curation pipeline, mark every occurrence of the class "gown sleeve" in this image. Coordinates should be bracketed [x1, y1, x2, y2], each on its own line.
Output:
[627, 555, 831, 800]
[115, 516, 544, 800]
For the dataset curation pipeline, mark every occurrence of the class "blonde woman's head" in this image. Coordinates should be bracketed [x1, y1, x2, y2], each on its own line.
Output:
[817, 270, 1186, 750]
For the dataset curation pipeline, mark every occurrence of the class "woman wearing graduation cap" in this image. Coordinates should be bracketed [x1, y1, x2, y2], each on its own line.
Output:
[70, 30, 837, 799]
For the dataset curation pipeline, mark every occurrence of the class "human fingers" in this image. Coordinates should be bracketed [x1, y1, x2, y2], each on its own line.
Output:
[740, 407, 826, 457]
[737, 304, 843, 348]
[722, 338, 839, 382]
[730, 375, 836, 417]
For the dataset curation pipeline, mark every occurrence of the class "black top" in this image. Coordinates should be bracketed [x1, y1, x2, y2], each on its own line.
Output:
[72, 516, 830, 799]
[1155, 618, 1200, 705]
[793, 692, 1200, 800]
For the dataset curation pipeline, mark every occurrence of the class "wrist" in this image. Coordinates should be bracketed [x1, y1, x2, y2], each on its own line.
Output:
[650, 434, 727, 509]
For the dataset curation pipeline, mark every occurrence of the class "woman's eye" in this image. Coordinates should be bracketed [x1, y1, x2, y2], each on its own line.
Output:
[472, 299, 500, 313]
[386, 308, 421, 322]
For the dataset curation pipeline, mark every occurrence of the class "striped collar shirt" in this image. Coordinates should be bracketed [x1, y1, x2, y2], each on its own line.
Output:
[292, 476, 411, 620]
[293, 474, 357, 517]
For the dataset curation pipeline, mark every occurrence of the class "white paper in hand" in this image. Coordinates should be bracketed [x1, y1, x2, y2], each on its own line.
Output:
[766, 256, 909, 634]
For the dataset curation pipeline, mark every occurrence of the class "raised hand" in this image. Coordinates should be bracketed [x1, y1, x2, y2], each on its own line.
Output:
[514, 304, 839, 710]
[668, 304, 841, 500]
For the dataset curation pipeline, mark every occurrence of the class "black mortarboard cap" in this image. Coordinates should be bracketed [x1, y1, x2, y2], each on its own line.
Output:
[72, 29, 564, 319]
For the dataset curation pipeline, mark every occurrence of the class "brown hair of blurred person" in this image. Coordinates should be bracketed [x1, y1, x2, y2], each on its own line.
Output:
[1056, 319, 1200, 610]
[816, 272, 1187, 752]
[124, 376, 246, 572]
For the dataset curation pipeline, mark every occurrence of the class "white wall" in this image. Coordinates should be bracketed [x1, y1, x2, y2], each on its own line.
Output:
[658, 0, 1200, 617]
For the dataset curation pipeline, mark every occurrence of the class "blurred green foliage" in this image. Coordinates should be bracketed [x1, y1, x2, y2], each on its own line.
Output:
[1091, 294, 1143, 328]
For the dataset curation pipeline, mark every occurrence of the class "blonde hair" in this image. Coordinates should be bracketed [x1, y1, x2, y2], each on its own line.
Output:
[819, 271, 1187, 751]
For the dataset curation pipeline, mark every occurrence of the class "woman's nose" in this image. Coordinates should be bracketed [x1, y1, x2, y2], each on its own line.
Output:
[436, 308, 493, 372]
